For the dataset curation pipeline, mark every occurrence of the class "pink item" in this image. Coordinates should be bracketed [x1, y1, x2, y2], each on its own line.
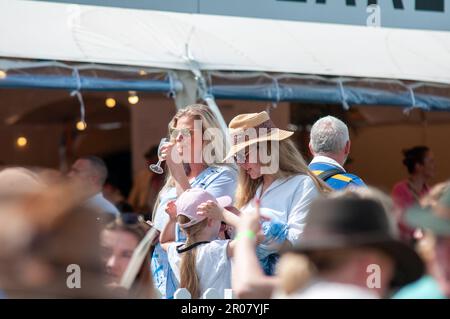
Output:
[392, 179, 429, 240]
[176, 188, 232, 228]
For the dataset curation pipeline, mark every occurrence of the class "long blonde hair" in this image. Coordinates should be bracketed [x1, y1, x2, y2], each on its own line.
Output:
[152, 104, 236, 221]
[235, 138, 330, 208]
[177, 216, 209, 299]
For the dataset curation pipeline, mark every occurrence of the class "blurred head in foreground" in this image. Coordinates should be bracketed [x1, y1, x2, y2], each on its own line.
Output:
[101, 213, 155, 298]
[0, 168, 113, 298]
[403, 182, 450, 298]
[277, 188, 424, 298]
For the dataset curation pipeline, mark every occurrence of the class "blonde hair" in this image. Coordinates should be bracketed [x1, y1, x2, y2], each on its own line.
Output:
[277, 247, 391, 296]
[152, 104, 235, 221]
[235, 138, 330, 208]
[177, 215, 208, 299]
[277, 249, 359, 295]
[168, 104, 230, 167]
[277, 253, 314, 295]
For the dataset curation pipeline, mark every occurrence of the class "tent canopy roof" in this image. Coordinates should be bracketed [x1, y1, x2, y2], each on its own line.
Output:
[1, 0, 450, 85]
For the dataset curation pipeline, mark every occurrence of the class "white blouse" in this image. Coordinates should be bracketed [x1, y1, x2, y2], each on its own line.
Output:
[241, 174, 320, 245]
[167, 240, 232, 298]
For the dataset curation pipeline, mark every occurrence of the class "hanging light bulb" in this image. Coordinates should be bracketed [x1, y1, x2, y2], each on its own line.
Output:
[0, 70, 6, 79]
[16, 136, 28, 148]
[76, 120, 87, 131]
[128, 91, 139, 105]
[105, 98, 116, 108]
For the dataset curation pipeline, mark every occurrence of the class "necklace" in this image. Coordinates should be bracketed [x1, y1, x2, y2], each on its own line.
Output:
[407, 178, 423, 203]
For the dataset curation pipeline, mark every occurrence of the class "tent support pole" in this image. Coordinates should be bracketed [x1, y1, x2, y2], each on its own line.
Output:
[173, 70, 197, 110]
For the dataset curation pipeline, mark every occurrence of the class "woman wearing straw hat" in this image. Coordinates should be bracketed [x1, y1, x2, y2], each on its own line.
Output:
[200, 111, 329, 275]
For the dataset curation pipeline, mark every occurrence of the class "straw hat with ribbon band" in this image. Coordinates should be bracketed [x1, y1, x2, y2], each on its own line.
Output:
[406, 187, 450, 236]
[224, 111, 294, 162]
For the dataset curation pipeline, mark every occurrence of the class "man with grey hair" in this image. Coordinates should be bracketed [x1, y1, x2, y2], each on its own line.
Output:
[308, 116, 365, 190]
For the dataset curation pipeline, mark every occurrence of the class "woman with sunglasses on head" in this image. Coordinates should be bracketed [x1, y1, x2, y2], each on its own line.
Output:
[200, 111, 330, 276]
[101, 213, 156, 298]
[150, 104, 238, 299]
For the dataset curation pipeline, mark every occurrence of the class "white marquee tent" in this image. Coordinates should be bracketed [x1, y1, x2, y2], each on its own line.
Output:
[2, 0, 450, 82]
[1, 0, 450, 114]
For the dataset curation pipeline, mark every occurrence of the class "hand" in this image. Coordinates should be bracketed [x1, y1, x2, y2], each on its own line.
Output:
[224, 206, 241, 217]
[197, 200, 224, 221]
[165, 200, 177, 221]
[237, 199, 262, 235]
[162, 143, 189, 192]
[255, 231, 266, 244]
[160, 142, 182, 166]
[413, 228, 424, 240]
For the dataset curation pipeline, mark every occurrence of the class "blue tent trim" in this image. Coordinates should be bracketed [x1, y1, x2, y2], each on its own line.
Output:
[0, 74, 182, 92]
[209, 84, 450, 111]
[2, 73, 450, 111]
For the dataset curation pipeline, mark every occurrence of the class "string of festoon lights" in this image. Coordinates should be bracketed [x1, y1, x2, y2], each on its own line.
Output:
[74, 90, 139, 132]
[71, 90, 139, 136]
[1, 66, 144, 149]
[0, 69, 29, 149]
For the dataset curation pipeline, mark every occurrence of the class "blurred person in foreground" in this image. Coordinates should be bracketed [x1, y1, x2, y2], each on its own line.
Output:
[0, 167, 43, 196]
[0, 172, 115, 298]
[101, 213, 156, 298]
[392, 146, 435, 243]
[394, 182, 450, 299]
[232, 189, 424, 299]
[68, 155, 119, 218]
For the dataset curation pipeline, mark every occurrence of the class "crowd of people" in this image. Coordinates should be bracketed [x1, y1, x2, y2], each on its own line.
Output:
[0, 103, 448, 299]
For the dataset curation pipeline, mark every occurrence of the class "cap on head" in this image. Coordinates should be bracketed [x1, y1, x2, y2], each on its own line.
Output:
[175, 188, 232, 229]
